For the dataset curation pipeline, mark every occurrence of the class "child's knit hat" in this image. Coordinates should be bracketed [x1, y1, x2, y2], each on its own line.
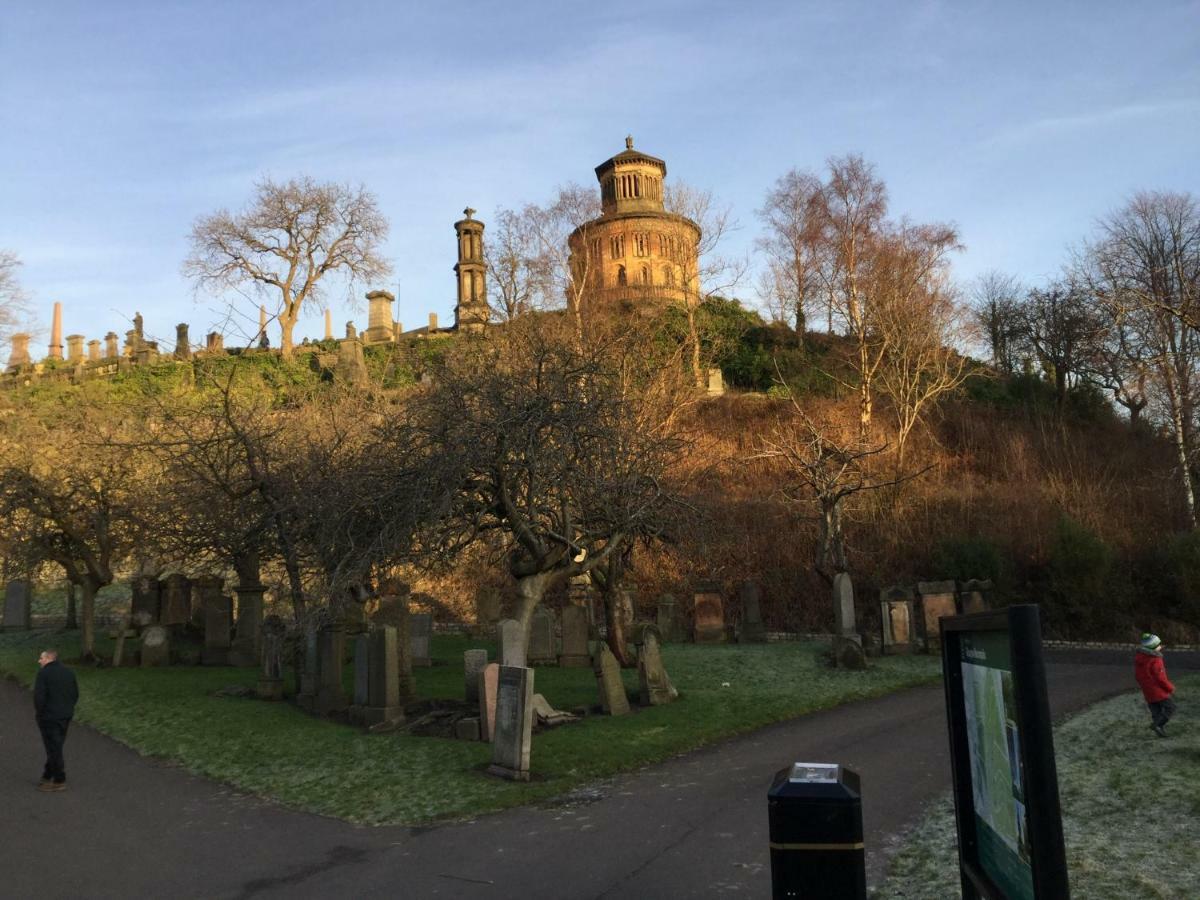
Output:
[1140, 633, 1162, 650]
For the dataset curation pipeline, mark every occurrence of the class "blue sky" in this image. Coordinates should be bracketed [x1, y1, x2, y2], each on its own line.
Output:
[2, 0, 1197, 350]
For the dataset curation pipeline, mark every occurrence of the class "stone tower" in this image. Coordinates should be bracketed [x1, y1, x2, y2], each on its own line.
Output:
[453, 208, 488, 333]
[568, 137, 701, 312]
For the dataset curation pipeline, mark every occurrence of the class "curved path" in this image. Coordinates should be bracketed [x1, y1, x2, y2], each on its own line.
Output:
[2, 650, 1188, 899]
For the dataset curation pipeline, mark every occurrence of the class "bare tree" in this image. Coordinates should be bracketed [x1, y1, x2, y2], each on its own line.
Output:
[0, 250, 29, 342]
[1019, 281, 1102, 410]
[183, 177, 391, 357]
[971, 270, 1025, 374]
[756, 170, 825, 339]
[484, 206, 553, 321]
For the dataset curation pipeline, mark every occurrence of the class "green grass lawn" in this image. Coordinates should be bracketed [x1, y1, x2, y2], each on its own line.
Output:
[875, 673, 1200, 899]
[0, 629, 939, 825]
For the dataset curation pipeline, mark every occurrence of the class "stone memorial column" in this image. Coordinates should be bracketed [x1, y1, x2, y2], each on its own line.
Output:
[104, 331, 119, 359]
[87, 339, 101, 362]
[48, 301, 64, 360]
[66, 334, 85, 364]
[174, 323, 191, 360]
[7, 332, 31, 370]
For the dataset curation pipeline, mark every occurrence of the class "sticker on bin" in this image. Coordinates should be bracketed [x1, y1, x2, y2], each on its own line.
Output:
[788, 762, 840, 783]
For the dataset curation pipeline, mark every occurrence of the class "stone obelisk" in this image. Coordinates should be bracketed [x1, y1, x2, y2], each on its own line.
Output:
[324, 309, 333, 341]
[258, 305, 268, 341]
[48, 301, 64, 360]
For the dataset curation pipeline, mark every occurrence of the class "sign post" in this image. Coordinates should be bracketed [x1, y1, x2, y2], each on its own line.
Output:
[940, 605, 1068, 899]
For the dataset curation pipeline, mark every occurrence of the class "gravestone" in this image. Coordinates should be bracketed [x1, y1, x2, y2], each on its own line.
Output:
[256, 615, 285, 700]
[131, 575, 161, 623]
[352, 634, 370, 718]
[637, 632, 678, 706]
[298, 624, 320, 710]
[314, 624, 348, 715]
[527, 606, 556, 665]
[464, 649, 488, 703]
[140, 625, 170, 667]
[615, 589, 636, 637]
[738, 580, 767, 643]
[478, 662, 500, 742]
[832, 636, 868, 670]
[229, 584, 265, 667]
[917, 580, 958, 652]
[159, 573, 192, 627]
[363, 626, 404, 726]
[958, 579, 992, 614]
[474, 587, 502, 637]
[656, 594, 678, 643]
[373, 595, 415, 703]
[879, 586, 915, 655]
[455, 718, 481, 742]
[198, 577, 232, 665]
[497, 618, 525, 668]
[2, 580, 33, 632]
[409, 613, 432, 667]
[112, 618, 132, 668]
[833, 573, 858, 636]
[593, 645, 631, 716]
[487, 666, 535, 782]
[558, 605, 590, 667]
[692, 583, 726, 644]
[568, 575, 596, 632]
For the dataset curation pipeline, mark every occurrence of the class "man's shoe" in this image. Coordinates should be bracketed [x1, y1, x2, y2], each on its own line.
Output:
[1152, 724, 1167, 738]
[36, 781, 63, 792]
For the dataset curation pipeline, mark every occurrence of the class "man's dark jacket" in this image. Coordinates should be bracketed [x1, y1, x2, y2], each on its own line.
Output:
[34, 660, 79, 721]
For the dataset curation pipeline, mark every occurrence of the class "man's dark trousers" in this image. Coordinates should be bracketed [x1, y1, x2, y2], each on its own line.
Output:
[38, 718, 71, 783]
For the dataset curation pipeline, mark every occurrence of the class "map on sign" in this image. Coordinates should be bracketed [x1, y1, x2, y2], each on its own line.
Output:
[960, 632, 1034, 900]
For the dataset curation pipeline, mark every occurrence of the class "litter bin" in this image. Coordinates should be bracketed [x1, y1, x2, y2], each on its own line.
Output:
[767, 762, 866, 899]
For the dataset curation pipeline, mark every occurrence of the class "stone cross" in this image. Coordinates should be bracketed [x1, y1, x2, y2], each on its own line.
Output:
[486, 665, 534, 781]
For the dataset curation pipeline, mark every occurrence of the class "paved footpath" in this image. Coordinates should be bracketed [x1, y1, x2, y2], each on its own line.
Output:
[1, 650, 1191, 899]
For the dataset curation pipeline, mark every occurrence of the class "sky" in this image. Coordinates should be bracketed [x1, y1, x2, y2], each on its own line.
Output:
[2, 0, 1198, 352]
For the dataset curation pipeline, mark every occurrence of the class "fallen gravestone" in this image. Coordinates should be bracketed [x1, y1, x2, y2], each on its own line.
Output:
[531, 693, 578, 727]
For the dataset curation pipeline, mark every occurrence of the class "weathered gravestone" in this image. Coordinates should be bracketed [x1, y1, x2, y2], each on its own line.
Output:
[831, 573, 866, 669]
[568, 575, 596, 631]
[314, 624, 348, 715]
[112, 617, 133, 668]
[917, 580, 958, 652]
[637, 632, 678, 706]
[656, 594, 678, 643]
[692, 582, 726, 644]
[2, 580, 33, 632]
[372, 596, 414, 703]
[130, 575, 161, 624]
[198, 577, 232, 665]
[478, 662, 500, 742]
[297, 624, 320, 710]
[409, 612, 432, 668]
[527, 606, 556, 665]
[558, 604, 590, 668]
[351, 634, 370, 721]
[229, 584, 265, 667]
[464, 649, 488, 703]
[363, 626, 404, 726]
[879, 585, 915, 655]
[140, 625, 170, 667]
[487, 666, 534, 782]
[159, 573, 192, 627]
[593, 645, 631, 716]
[958, 579, 992, 615]
[256, 615, 285, 700]
[497, 618, 525, 668]
[738, 580, 767, 643]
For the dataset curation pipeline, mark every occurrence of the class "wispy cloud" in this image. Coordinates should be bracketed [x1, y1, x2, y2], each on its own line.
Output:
[981, 98, 1200, 150]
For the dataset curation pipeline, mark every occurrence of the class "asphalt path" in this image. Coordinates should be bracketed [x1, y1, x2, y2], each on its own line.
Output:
[2, 649, 1191, 899]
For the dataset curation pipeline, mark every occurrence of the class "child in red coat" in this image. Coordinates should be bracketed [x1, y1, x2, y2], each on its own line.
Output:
[1135, 633, 1176, 737]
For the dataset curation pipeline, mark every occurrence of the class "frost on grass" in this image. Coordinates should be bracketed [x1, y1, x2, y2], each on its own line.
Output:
[876, 675, 1200, 900]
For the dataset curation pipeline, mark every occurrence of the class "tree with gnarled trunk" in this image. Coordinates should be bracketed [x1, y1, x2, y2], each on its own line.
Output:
[183, 177, 390, 357]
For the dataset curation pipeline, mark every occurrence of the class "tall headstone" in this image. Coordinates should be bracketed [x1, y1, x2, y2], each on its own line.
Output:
[464, 649, 488, 703]
[256, 615, 285, 700]
[527, 606, 556, 665]
[2, 580, 33, 632]
[656, 594, 677, 643]
[637, 632, 678, 706]
[692, 583, 726, 644]
[315, 624, 348, 715]
[336, 336, 368, 387]
[159, 573, 191, 626]
[363, 626, 404, 726]
[140, 625, 170, 667]
[738, 580, 767, 643]
[298, 624, 320, 710]
[833, 573, 857, 636]
[558, 604, 590, 667]
[478, 662, 500, 742]
[409, 612, 432, 667]
[917, 580, 958, 652]
[568, 575, 596, 631]
[593, 645, 631, 716]
[497, 618, 525, 668]
[229, 584, 265, 667]
[131, 574, 161, 624]
[879, 586, 915, 655]
[364, 289, 395, 344]
[487, 666, 534, 782]
[352, 634, 370, 713]
[198, 576, 232, 665]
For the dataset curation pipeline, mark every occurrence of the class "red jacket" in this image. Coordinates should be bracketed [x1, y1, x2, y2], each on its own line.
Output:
[1135, 651, 1175, 703]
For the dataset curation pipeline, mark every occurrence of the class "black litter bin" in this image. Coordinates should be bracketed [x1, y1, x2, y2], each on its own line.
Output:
[767, 762, 866, 899]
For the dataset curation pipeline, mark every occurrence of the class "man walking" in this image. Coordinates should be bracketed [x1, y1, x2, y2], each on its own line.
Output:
[34, 649, 79, 792]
